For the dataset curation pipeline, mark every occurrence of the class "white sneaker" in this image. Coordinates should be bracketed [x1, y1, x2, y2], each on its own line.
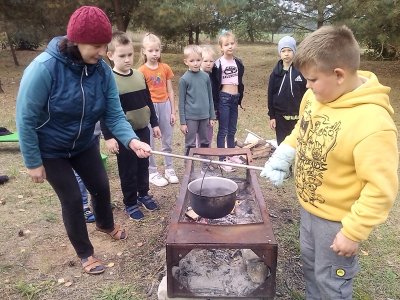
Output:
[219, 160, 235, 173]
[229, 155, 245, 164]
[165, 169, 179, 184]
[149, 172, 168, 187]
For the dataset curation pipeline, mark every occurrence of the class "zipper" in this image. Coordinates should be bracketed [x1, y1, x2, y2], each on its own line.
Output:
[71, 66, 86, 151]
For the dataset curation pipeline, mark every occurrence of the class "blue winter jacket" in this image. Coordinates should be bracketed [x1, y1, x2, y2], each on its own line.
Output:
[16, 36, 138, 169]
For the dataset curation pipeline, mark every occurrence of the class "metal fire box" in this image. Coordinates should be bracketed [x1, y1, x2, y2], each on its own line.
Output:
[166, 148, 278, 299]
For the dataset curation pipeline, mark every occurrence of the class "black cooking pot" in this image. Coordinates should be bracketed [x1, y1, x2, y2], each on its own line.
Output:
[188, 177, 238, 219]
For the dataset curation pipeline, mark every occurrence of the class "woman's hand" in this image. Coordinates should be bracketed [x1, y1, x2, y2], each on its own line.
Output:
[27, 166, 46, 183]
[105, 138, 119, 154]
[209, 120, 215, 127]
[129, 139, 151, 158]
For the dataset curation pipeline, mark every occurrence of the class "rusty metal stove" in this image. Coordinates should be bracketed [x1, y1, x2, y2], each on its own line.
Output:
[166, 148, 278, 299]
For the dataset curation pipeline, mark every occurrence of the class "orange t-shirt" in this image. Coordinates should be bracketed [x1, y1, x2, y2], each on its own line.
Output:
[138, 63, 174, 103]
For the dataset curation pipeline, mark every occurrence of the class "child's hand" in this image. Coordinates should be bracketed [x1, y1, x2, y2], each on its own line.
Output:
[105, 138, 119, 154]
[269, 119, 276, 130]
[330, 231, 359, 257]
[180, 125, 188, 134]
[152, 126, 161, 139]
[170, 113, 176, 125]
[209, 120, 215, 127]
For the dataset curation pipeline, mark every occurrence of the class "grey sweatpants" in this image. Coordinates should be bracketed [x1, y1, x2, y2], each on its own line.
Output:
[184, 119, 210, 155]
[148, 101, 174, 173]
[300, 208, 359, 300]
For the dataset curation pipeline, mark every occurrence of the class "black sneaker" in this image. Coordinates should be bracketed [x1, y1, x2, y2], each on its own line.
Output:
[137, 195, 159, 211]
[125, 204, 144, 221]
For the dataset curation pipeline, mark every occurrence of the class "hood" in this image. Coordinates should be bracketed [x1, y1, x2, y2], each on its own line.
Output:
[328, 70, 394, 115]
[45, 36, 100, 75]
[272, 60, 287, 76]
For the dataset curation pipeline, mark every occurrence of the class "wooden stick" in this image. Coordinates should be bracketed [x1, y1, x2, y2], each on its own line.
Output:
[244, 129, 264, 140]
[150, 150, 264, 171]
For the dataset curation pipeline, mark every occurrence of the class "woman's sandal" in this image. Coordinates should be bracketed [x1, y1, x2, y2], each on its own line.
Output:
[81, 256, 105, 275]
[96, 224, 127, 240]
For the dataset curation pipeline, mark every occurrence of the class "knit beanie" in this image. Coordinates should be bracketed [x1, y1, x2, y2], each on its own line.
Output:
[278, 36, 296, 55]
[67, 6, 112, 44]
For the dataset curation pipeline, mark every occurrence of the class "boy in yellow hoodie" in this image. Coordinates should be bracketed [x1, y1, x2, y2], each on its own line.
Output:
[261, 25, 398, 299]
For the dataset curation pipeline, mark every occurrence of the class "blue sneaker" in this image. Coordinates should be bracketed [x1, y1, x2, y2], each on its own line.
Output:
[84, 207, 95, 223]
[137, 195, 159, 211]
[125, 205, 144, 221]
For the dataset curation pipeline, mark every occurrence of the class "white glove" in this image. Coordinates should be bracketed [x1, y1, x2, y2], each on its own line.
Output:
[260, 143, 295, 186]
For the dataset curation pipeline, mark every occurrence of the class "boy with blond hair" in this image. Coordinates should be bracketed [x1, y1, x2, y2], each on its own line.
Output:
[104, 31, 161, 220]
[261, 25, 398, 299]
[179, 45, 216, 157]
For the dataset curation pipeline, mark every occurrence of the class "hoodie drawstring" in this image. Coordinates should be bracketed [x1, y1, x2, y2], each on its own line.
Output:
[277, 65, 294, 98]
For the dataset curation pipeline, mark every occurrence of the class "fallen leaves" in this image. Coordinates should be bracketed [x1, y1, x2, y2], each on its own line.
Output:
[57, 278, 73, 287]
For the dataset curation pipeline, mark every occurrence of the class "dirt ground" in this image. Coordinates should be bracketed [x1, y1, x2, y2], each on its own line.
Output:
[0, 43, 399, 300]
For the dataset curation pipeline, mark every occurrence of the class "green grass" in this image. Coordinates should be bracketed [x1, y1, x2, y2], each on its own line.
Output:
[95, 285, 142, 300]
[42, 211, 58, 223]
[14, 280, 55, 300]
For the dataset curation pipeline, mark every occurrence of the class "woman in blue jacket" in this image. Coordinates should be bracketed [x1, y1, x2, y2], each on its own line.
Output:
[16, 6, 151, 275]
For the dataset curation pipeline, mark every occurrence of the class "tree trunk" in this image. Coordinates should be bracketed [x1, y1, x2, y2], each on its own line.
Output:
[113, 0, 125, 31]
[195, 26, 200, 45]
[247, 27, 255, 43]
[188, 26, 194, 44]
[317, 5, 324, 28]
[6, 32, 19, 66]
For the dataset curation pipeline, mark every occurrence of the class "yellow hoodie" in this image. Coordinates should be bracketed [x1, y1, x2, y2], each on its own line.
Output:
[284, 71, 398, 242]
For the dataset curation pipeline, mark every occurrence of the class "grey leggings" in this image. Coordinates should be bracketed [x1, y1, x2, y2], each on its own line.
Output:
[148, 101, 174, 173]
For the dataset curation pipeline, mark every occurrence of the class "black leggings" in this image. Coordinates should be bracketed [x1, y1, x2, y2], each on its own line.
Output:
[43, 143, 114, 258]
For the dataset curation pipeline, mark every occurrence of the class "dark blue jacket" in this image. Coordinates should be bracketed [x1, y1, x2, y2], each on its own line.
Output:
[267, 60, 307, 119]
[16, 36, 138, 168]
[211, 56, 245, 108]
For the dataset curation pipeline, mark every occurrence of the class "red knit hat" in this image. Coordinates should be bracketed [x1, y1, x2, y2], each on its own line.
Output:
[67, 6, 112, 44]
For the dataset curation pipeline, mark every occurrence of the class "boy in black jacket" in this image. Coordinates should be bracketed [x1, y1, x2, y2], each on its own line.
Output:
[267, 36, 307, 144]
[104, 31, 161, 220]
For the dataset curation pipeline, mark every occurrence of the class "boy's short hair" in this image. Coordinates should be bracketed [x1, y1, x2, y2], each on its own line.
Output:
[183, 44, 202, 58]
[218, 31, 236, 47]
[201, 45, 216, 58]
[108, 31, 133, 52]
[293, 25, 360, 73]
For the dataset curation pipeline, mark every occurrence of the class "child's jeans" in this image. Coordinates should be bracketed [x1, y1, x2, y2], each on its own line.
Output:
[300, 208, 359, 300]
[217, 91, 239, 150]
